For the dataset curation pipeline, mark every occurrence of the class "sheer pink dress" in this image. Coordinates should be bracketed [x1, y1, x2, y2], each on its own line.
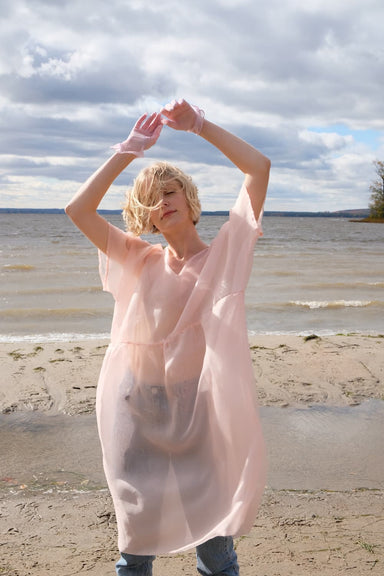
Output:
[97, 183, 267, 555]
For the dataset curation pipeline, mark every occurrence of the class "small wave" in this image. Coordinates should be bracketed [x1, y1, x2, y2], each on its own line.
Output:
[302, 281, 384, 290]
[0, 332, 110, 343]
[2, 264, 36, 271]
[247, 329, 384, 337]
[0, 307, 110, 319]
[0, 286, 102, 297]
[290, 300, 376, 309]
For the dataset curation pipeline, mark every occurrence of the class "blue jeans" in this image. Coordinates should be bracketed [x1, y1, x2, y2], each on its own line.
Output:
[116, 536, 239, 576]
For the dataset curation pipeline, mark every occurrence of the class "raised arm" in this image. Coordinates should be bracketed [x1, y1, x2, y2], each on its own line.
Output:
[65, 113, 163, 253]
[199, 120, 270, 220]
[161, 99, 270, 220]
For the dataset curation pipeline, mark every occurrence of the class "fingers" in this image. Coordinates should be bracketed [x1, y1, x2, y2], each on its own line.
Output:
[163, 98, 185, 112]
[146, 113, 163, 133]
[134, 112, 163, 133]
[163, 100, 188, 118]
[160, 118, 177, 131]
[134, 113, 149, 130]
[133, 98, 191, 134]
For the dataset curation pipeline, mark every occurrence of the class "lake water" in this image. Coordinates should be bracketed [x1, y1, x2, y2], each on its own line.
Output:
[1, 213, 383, 342]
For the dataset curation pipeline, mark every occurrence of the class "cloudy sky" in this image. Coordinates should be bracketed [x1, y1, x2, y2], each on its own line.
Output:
[1, 0, 384, 212]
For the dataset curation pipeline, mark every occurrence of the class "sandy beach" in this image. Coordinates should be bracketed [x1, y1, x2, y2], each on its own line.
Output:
[1, 333, 383, 575]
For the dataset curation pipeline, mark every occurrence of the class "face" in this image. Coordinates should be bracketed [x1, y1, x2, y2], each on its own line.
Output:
[149, 180, 193, 233]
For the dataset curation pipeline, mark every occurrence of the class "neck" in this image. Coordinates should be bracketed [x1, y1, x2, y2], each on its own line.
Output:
[163, 225, 207, 261]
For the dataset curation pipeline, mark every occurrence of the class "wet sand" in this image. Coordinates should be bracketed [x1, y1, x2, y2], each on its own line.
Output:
[1, 333, 383, 575]
[2, 401, 384, 493]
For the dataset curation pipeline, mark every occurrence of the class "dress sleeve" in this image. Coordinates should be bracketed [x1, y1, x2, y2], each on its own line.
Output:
[230, 182, 263, 245]
[98, 222, 152, 299]
[208, 183, 264, 301]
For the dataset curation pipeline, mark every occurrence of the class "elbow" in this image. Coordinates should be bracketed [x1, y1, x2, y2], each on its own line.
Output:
[65, 200, 83, 224]
[254, 155, 271, 184]
[64, 201, 75, 220]
[251, 152, 271, 178]
[261, 156, 271, 186]
[64, 200, 98, 230]
[263, 155, 271, 174]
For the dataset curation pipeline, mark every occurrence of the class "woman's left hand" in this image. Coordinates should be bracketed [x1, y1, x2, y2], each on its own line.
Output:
[161, 99, 204, 134]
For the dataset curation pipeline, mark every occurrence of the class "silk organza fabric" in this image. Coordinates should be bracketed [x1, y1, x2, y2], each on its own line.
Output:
[96, 184, 267, 555]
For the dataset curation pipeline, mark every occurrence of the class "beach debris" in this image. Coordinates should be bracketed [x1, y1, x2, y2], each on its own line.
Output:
[303, 334, 320, 342]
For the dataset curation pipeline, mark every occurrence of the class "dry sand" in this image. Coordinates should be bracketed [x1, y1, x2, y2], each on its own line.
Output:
[1, 333, 383, 575]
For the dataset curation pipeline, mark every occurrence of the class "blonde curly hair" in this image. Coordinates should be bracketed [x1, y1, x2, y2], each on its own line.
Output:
[122, 162, 201, 235]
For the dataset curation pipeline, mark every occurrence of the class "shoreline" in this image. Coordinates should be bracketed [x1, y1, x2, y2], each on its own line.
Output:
[1, 333, 383, 575]
[1, 328, 382, 345]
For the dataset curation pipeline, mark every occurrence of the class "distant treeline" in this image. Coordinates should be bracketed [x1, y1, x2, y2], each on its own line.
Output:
[263, 209, 370, 218]
[0, 208, 370, 218]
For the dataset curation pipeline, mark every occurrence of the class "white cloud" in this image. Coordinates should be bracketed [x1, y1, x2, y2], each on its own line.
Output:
[0, 0, 383, 210]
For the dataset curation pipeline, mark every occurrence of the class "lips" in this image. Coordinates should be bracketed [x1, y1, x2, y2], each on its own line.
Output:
[162, 210, 176, 219]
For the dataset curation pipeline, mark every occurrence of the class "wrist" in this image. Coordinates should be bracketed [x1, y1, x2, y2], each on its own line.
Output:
[187, 106, 205, 135]
[111, 141, 144, 157]
[111, 150, 137, 165]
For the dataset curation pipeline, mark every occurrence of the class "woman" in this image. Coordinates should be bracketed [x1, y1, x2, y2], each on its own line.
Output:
[66, 98, 270, 576]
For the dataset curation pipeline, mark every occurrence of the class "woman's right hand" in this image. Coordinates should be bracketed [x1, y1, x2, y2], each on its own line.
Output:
[112, 112, 163, 157]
